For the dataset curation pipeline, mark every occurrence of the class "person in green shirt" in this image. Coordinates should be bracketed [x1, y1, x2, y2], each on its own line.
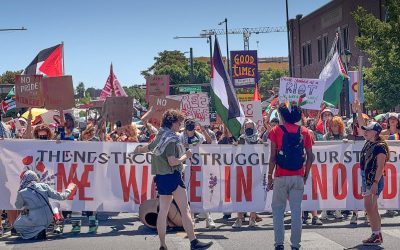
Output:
[134, 109, 213, 250]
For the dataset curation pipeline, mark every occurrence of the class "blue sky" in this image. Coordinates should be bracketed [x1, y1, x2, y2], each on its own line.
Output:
[1, 0, 329, 89]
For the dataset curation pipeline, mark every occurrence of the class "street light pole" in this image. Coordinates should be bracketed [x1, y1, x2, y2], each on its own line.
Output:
[285, 0, 292, 77]
[173, 35, 212, 65]
[190, 47, 194, 83]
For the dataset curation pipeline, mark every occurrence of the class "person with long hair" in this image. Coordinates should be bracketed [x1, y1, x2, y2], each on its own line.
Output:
[359, 122, 389, 245]
[134, 110, 213, 250]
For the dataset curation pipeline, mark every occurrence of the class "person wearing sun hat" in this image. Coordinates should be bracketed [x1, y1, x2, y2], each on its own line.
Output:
[382, 112, 399, 139]
[359, 121, 389, 245]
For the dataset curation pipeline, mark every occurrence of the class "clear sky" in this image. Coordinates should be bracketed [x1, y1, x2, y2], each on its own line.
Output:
[1, 0, 329, 89]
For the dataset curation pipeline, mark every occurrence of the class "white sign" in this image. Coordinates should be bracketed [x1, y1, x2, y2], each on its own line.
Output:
[240, 101, 263, 133]
[168, 93, 210, 126]
[279, 77, 325, 110]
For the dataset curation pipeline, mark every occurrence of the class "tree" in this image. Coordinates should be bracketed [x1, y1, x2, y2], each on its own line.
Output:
[80, 91, 92, 105]
[123, 86, 146, 105]
[258, 69, 288, 99]
[0, 70, 23, 85]
[352, 0, 400, 110]
[75, 82, 86, 99]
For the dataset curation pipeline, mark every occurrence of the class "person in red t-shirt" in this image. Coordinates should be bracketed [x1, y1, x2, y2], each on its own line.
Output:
[267, 102, 314, 250]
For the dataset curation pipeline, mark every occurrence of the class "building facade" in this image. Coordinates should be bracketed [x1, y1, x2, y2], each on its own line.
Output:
[289, 0, 386, 78]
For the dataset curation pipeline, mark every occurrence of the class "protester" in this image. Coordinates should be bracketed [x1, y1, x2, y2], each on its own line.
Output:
[359, 122, 389, 245]
[133, 109, 213, 250]
[13, 170, 76, 240]
[57, 111, 80, 140]
[268, 102, 314, 250]
[381, 113, 399, 139]
[117, 124, 139, 142]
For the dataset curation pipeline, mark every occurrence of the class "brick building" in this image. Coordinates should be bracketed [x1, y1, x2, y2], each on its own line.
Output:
[288, 0, 386, 78]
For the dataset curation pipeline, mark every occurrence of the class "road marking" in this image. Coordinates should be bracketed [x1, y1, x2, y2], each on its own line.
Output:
[383, 229, 400, 239]
[285, 232, 344, 250]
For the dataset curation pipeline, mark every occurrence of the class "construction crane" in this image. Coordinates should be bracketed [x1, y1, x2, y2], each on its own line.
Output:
[200, 26, 287, 50]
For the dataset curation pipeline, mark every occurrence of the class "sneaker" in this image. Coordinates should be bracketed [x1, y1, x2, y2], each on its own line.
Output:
[255, 214, 263, 222]
[364, 215, 369, 224]
[205, 218, 216, 229]
[334, 210, 343, 219]
[53, 225, 62, 234]
[222, 214, 231, 220]
[385, 210, 397, 217]
[312, 216, 323, 225]
[302, 216, 309, 225]
[362, 233, 382, 245]
[319, 210, 328, 220]
[248, 218, 257, 227]
[275, 245, 284, 250]
[350, 214, 358, 225]
[159, 247, 168, 250]
[190, 239, 213, 250]
[0, 227, 3, 237]
[232, 218, 243, 228]
[11, 228, 18, 236]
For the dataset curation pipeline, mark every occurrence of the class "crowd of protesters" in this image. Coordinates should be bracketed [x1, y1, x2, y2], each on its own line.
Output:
[1, 98, 400, 249]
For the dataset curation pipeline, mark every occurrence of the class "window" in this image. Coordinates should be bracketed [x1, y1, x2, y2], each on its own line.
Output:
[342, 26, 349, 50]
[323, 35, 329, 60]
[307, 42, 312, 65]
[302, 44, 307, 66]
[317, 38, 322, 62]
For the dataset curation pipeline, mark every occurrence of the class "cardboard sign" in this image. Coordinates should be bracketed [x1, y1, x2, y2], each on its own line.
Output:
[279, 77, 325, 110]
[39, 110, 60, 125]
[168, 93, 210, 126]
[240, 101, 263, 133]
[43, 76, 75, 110]
[141, 96, 181, 128]
[15, 75, 44, 108]
[103, 97, 133, 126]
[237, 93, 254, 102]
[145, 75, 170, 102]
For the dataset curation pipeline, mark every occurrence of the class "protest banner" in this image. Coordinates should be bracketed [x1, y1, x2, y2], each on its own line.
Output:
[141, 96, 181, 128]
[145, 75, 170, 102]
[240, 101, 263, 133]
[230, 50, 258, 88]
[1, 140, 399, 212]
[15, 75, 44, 108]
[42, 76, 75, 110]
[237, 94, 254, 102]
[103, 96, 133, 126]
[168, 93, 210, 126]
[279, 77, 325, 110]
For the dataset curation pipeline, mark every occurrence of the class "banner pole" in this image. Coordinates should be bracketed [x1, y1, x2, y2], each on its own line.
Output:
[61, 41, 65, 75]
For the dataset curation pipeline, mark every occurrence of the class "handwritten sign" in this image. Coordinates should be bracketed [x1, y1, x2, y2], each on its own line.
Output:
[230, 50, 258, 88]
[240, 101, 263, 133]
[141, 96, 181, 128]
[15, 75, 44, 108]
[237, 93, 254, 102]
[145, 75, 170, 102]
[168, 93, 210, 126]
[103, 97, 133, 126]
[43, 76, 75, 110]
[279, 77, 325, 110]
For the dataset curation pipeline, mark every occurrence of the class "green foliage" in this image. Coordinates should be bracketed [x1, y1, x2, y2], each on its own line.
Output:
[258, 69, 288, 99]
[352, 0, 400, 110]
[123, 86, 146, 105]
[0, 70, 23, 85]
[75, 82, 86, 99]
[80, 91, 92, 105]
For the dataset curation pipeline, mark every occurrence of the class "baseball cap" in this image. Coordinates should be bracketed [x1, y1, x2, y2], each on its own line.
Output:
[361, 122, 382, 134]
[387, 112, 398, 120]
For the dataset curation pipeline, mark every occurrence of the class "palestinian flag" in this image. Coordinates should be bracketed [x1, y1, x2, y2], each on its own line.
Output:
[1, 86, 16, 114]
[319, 52, 348, 106]
[24, 44, 63, 76]
[210, 37, 245, 139]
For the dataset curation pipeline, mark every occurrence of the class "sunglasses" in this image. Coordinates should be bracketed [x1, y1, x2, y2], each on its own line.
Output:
[38, 135, 49, 140]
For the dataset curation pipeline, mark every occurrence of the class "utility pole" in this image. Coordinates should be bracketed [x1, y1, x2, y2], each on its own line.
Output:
[190, 47, 194, 83]
[219, 18, 230, 77]
[0, 27, 27, 32]
[285, 0, 292, 77]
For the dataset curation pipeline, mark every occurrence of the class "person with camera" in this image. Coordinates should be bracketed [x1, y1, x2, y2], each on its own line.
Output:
[134, 110, 213, 250]
[13, 170, 76, 240]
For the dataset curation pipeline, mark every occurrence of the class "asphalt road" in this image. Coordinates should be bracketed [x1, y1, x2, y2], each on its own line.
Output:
[1, 211, 400, 250]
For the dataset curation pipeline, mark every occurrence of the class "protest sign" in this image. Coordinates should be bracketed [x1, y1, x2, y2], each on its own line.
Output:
[145, 75, 170, 102]
[38, 110, 60, 125]
[230, 50, 258, 88]
[103, 97, 133, 126]
[42, 76, 75, 110]
[1, 141, 399, 212]
[237, 94, 254, 102]
[348, 71, 365, 103]
[279, 77, 325, 110]
[240, 101, 263, 133]
[141, 96, 181, 128]
[168, 93, 210, 126]
[15, 75, 44, 108]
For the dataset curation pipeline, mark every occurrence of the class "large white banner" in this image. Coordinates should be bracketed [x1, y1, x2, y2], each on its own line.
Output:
[0, 140, 399, 212]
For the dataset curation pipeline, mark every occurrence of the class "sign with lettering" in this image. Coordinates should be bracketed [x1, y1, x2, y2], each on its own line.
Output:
[279, 77, 325, 110]
[240, 101, 263, 133]
[230, 50, 258, 88]
[42, 76, 75, 110]
[145, 75, 170, 102]
[237, 94, 254, 102]
[168, 93, 210, 126]
[141, 96, 181, 128]
[15, 75, 44, 108]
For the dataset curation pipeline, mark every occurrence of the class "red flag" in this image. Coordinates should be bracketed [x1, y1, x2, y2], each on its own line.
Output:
[99, 63, 128, 100]
[253, 83, 261, 101]
[24, 44, 63, 76]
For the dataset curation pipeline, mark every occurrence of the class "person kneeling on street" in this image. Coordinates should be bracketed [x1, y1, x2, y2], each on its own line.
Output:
[14, 170, 76, 240]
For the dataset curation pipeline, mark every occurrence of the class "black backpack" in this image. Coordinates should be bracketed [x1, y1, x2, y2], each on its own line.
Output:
[275, 125, 305, 170]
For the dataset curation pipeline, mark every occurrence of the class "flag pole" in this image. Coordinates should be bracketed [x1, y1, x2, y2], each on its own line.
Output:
[61, 41, 65, 75]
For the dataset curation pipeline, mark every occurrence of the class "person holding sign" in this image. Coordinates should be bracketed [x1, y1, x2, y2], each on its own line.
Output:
[359, 122, 389, 246]
[134, 110, 213, 250]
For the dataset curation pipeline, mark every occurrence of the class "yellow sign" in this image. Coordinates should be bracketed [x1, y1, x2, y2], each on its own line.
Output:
[237, 93, 253, 102]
